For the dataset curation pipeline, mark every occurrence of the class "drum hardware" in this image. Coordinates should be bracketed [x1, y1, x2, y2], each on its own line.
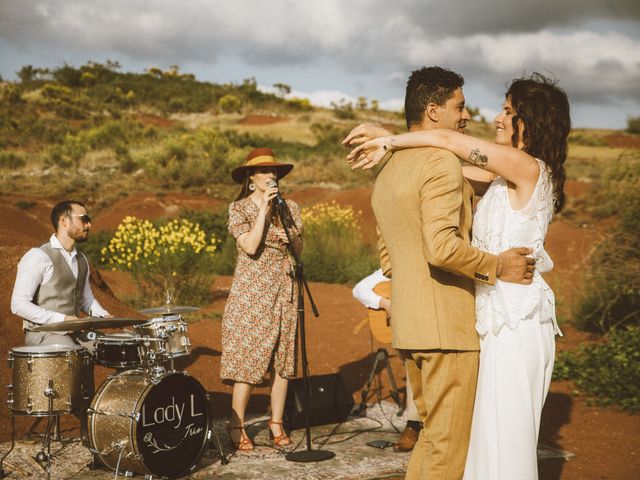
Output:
[204, 393, 229, 466]
[34, 379, 57, 479]
[31, 316, 147, 332]
[3, 345, 87, 479]
[139, 293, 200, 316]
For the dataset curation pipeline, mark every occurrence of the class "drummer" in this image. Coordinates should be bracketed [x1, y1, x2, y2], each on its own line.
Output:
[10, 200, 111, 347]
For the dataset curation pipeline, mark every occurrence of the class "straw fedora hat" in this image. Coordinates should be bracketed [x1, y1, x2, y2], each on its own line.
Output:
[231, 148, 293, 184]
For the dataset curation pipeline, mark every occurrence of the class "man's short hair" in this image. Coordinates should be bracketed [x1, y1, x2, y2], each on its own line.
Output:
[405, 66, 465, 129]
[51, 200, 85, 231]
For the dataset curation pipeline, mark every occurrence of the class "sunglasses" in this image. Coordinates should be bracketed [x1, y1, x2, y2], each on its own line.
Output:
[68, 213, 92, 224]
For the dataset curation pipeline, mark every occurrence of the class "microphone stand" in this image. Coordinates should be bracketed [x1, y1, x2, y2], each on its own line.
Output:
[274, 196, 335, 463]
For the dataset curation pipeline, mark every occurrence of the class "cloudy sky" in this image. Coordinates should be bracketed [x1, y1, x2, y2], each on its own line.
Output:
[1, 0, 639, 128]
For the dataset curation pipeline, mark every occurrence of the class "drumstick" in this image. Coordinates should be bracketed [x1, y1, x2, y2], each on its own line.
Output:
[352, 317, 369, 335]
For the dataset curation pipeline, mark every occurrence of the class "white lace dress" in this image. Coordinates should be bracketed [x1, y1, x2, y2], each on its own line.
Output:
[463, 159, 561, 480]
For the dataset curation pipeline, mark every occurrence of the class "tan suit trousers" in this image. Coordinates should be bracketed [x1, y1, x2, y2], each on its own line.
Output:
[403, 349, 479, 480]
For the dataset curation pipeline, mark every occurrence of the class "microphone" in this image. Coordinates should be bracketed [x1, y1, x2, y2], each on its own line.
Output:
[267, 179, 285, 206]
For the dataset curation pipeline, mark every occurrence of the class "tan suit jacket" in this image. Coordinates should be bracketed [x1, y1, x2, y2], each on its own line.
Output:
[372, 147, 498, 351]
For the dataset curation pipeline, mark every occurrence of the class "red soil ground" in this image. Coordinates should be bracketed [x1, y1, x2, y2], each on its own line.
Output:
[92, 191, 226, 231]
[603, 134, 640, 149]
[135, 114, 175, 129]
[1, 188, 638, 480]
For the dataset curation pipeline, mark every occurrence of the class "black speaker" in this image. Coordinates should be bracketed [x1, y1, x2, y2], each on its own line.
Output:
[284, 373, 354, 431]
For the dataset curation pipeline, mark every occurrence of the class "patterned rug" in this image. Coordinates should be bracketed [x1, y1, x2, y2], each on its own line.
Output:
[0, 401, 573, 479]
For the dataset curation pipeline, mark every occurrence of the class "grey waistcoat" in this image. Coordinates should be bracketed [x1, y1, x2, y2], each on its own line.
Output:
[32, 242, 88, 320]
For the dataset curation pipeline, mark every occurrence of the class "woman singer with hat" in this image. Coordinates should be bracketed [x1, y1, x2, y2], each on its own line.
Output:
[221, 148, 303, 451]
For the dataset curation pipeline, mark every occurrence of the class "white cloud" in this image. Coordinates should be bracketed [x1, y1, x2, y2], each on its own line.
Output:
[0, 0, 638, 127]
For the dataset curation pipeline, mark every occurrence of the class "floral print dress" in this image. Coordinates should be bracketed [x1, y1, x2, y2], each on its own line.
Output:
[220, 196, 302, 384]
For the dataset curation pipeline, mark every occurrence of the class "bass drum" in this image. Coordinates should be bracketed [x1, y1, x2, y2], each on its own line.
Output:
[88, 370, 210, 479]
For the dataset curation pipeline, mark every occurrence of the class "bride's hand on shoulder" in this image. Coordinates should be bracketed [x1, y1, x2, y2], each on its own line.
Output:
[347, 137, 392, 170]
[341, 123, 393, 147]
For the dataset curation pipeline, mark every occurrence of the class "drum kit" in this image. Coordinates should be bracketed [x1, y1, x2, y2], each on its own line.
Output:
[1, 303, 222, 479]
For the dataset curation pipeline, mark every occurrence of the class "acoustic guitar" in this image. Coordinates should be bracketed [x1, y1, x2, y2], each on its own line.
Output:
[353, 281, 392, 345]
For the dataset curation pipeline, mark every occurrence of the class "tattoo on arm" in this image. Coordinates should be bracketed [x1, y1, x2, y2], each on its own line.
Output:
[468, 148, 488, 168]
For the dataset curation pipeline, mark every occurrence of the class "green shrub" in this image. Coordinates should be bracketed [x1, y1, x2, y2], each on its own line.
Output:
[81, 229, 113, 267]
[627, 116, 640, 134]
[331, 100, 356, 120]
[144, 128, 239, 188]
[0, 151, 26, 169]
[575, 155, 640, 332]
[15, 200, 36, 209]
[287, 97, 313, 111]
[300, 202, 378, 283]
[218, 94, 242, 113]
[553, 326, 640, 411]
[2, 85, 24, 104]
[180, 209, 237, 275]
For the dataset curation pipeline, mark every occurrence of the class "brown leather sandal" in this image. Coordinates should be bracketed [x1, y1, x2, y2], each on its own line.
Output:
[227, 425, 254, 451]
[268, 419, 291, 447]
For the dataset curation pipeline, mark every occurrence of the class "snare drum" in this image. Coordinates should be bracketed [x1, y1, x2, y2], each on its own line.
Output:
[135, 314, 191, 359]
[88, 369, 209, 478]
[7, 345, 85, 416]
[95, 333, 143, 369]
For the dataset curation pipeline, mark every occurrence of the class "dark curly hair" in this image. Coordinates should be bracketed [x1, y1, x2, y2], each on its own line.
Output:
[405, 66, 465, 130]
[506, 73, 571, 212]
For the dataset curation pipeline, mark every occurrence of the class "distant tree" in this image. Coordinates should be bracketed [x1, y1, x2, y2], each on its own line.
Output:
[357, 96, 367, 110]
[331, 99, 355, 119]
[105, 60, 122, 71]
[167, 65, 180, 77]
[627, 116, 640, 134]
[241, 77, 257, 92]
[53, 64, 82, 87]
[370, 99, 379, 112]
[273, 83, 291, 98]
[17, 65, 35, 84]
[34, 68, 51, 81]
[146, 67, 164, 79]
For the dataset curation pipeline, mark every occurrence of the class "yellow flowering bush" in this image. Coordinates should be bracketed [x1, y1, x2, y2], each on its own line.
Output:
[300, 201, 377, 284]
[101, 216, 219, 305]
[300, 201, 360, 230]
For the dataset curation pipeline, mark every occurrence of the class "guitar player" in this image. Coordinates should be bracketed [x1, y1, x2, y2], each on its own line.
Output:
[352, 269, 422, 451]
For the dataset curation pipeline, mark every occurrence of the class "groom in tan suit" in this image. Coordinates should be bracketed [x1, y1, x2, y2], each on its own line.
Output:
[371, 67, 533, 480]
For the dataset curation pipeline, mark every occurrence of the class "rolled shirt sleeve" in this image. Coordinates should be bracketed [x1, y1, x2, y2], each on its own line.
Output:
[352, 269, 389, 309]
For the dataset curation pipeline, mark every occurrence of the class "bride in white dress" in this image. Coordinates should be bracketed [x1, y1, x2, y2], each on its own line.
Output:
[344, 73, 571, 480]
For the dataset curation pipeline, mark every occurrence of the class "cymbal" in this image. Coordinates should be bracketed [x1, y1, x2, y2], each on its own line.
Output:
[139, 305, 200, 315]
[32, 317, 147, 332]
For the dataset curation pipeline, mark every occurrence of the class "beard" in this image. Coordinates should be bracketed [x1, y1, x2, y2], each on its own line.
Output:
[70, 230, 90, 243]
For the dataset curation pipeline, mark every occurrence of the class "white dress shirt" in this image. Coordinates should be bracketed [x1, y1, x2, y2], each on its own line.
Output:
[11, 234, 109, 328]
[352, 268, 390, 310]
